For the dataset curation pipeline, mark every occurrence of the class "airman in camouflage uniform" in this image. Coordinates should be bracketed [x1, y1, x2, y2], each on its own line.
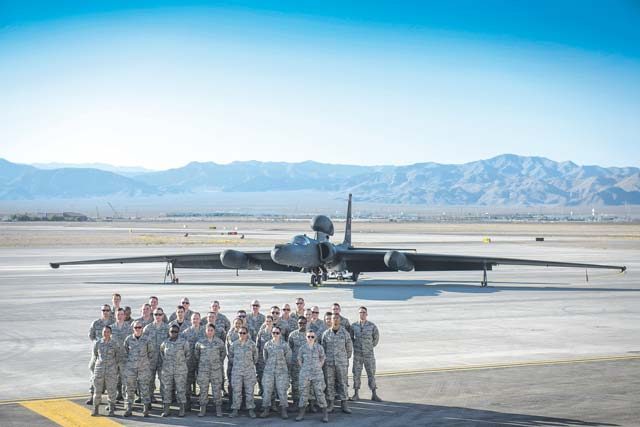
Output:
[226, 317, 244, 400]
[91, 325, 120, 417]
[160, 325, 191, 417]
[247, 299, 265, 341]
[149, 296, 168, 323]
[331, 302, 352, 336]
[296, 331, 328, 422]
[110, 308, 131, 401]
[134, 303, 154, 328]
[255, 315, 274, 393]
[228, 326, 258, 418]
[281, 303, 298, 340]
[123, 321, 153, 417]
[168, 305, 191, 333]
[288, 317, 308, 405]
[182, 312, 205, 410]
[143, 308, 169, 403]
[195, 323, 226, 417]
[87, 304, 114, 405]
[210, 300, 231, 334]
[292, 297, 306, 320]
[321, 314, 353, 414]
[108, 293, 122, 322]
[169, 297, 193, 323]
[259, 326, 292, 419]
[350, 306, 381, 402]
[308, 306, 325, 337]
[269, 306, 290, 342]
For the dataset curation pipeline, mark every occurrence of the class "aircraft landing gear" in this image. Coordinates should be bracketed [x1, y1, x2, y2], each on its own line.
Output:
[310, 268, 324, 287]
[481, 264, 488, 287]
[351, 271, 360, 283]
[164, 262, 179, 284]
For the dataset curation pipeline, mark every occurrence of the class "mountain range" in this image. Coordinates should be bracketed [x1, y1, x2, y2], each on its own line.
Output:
[1, 155, 638, 206]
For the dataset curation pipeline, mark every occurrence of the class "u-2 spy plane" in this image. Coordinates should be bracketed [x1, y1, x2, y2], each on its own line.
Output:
[50, 194, 626, 286]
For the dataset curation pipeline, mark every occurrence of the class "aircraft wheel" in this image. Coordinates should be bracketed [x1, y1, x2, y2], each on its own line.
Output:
[310, 275, 318, 287]
[352, 272, 360, 282]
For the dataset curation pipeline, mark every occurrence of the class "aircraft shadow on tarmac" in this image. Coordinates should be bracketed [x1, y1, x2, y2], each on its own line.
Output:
[86, 280, 640, 302]
[72, 399, 620, 427]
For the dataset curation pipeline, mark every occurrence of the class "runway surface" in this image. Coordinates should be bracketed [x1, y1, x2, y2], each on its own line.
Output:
[0, 225, 638, 425]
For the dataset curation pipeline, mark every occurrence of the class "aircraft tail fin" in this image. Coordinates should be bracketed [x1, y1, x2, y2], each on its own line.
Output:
[343, 193, 352, 247]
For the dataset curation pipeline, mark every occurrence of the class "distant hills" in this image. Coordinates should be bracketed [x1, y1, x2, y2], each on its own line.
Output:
[1, 155, 639, 206]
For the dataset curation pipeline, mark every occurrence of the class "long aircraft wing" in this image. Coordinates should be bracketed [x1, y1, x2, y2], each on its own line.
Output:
[339, 249, 627, 273]
[50, 251, 294, 271]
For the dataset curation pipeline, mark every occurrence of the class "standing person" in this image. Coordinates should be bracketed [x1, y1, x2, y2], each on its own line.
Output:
[182, 312, 205, 410]
[331, 303, 352, 335]
[228, 326, 258, 418]
[160, 325, 190, 417]
[308, 306, 324, 336]
[319, 312, 332, 343]
[169, 297, 193, 322]
[168, 305, 191, 333]
[260, 326, 292, 419]
[270, 306, 289, 339]
[87, 304, 114, 405]
[135, 304, 153, 328]
[225, 317, 244, 400]
[149, 297, 168, 323]
[296, 331, 329, 422]
[110, 308, 131, 402]
[321, 314, 353, 414]
[91, 325, 120, 417]
[210, 300, 230, 334]
[304, 308, 313, 326]
[281, 303, 297, 339]
[351, 306, 381, 401]
[123, 321, 153, 417]
[256, 315, 274, 395]
[144, 307, 169, 403]
[288, 317, 308, 406]
[247, 300, 265, 341]
[124, 306, 133, 323]
[292, 297, 306, 320]
[206, 311, 226, 341]
[195, 323, 226, 417]
[109, 293, 122, 322]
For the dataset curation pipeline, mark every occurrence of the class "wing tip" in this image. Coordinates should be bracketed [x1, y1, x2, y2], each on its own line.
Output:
[621, 266, 627, 273]
[50, 263, 60, 269]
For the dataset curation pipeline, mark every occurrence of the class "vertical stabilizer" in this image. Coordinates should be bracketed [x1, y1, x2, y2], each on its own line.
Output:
[343, 193, 352, 246]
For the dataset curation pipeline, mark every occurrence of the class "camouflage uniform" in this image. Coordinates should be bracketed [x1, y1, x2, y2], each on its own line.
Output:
[159, 336, 191, 404]
[288, 329, 306, 402]
[225, 329, 241, 396]
[228, 340, 258, 410]
[321, 327, 353, 402]
[92, 338, 120, 407]
[339, 315, 352, 336]
[261, 339, 292, 408]
[297, 343, 327, 408]
[123, 334, 153, 405]
[274, 319, 290, 340]
[110, 321, 131, 397]
[351, 320, 380, 392]
[215, 313, 231, 334]
[182, 325, 206, 399]
[308, 320, 326, 338]
[89, 318, 113, 394]
[255, 325, 273, 388]
[143, 321, 169, 399]
[247, 312, 265, 341]
[282, 316, 298, 340]
[195, 336, 226, 407]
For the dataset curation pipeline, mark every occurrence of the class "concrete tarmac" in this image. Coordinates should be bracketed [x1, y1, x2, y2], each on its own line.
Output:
[0, 227, 639, 425]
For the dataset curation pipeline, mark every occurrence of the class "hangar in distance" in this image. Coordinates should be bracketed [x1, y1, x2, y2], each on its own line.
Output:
[50, 194, 626, 286]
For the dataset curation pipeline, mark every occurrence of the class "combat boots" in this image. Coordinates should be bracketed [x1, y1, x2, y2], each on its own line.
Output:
[259, 407, 270, 418]
[123, 403, 132, 417]
[229, 409, 238, 418]
[326, 400, 334, 413]
[178, 403, 185, 417]
[161, 403, 171, 417]
[198, 404, 206, 417]
[143, 403, 150, 417]
[216, 404, 223, 417]
[185, 399, 191, 412]
[322, 407, 329, 423]
[85, 395, 93, 405]
[91, 404, 99, 416]
[281, 406, 289, 419]
[107, 403, 115, 417]
[249, 408, 256, 418]
[341, 400, 352, 414]
[372, 389, 382, 402]
[350, 389, 360, 401]
[295, 406, 306, 421]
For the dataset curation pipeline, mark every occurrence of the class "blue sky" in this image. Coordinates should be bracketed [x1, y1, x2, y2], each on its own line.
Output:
[1, 1, 639, 169]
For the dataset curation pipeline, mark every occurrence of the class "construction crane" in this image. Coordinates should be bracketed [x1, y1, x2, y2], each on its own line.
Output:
[107, 202, 120, 219]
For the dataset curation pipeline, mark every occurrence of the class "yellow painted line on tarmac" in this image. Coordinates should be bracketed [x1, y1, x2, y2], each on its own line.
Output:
[20, 399, 123, 427]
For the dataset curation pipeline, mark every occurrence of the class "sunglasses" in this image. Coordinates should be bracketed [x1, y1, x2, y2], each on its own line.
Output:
[182, 302, 190, 305]
[252, 304, 260, 307]
[154, 313, 163, 316]
[102, 309, 110, 312]
[283, 308, 291, 311]
[272, 331, 280, 335]
[306, 335, 315, 339]
[239, 331, 247, 335]
[312, 311, 319, 314]
[238, 315, 246, 318]
[170, 330, 179, 333]
[271, 312, 280, 315]
[296, 302, 304, 304]
[134, 326, 142, 329]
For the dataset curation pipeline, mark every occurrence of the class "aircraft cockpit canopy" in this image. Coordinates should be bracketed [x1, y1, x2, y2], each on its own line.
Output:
[291, 235, 312, 246]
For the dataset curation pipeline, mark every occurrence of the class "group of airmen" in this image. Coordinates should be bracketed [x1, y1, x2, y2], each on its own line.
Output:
[88, 293, 381, 422]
